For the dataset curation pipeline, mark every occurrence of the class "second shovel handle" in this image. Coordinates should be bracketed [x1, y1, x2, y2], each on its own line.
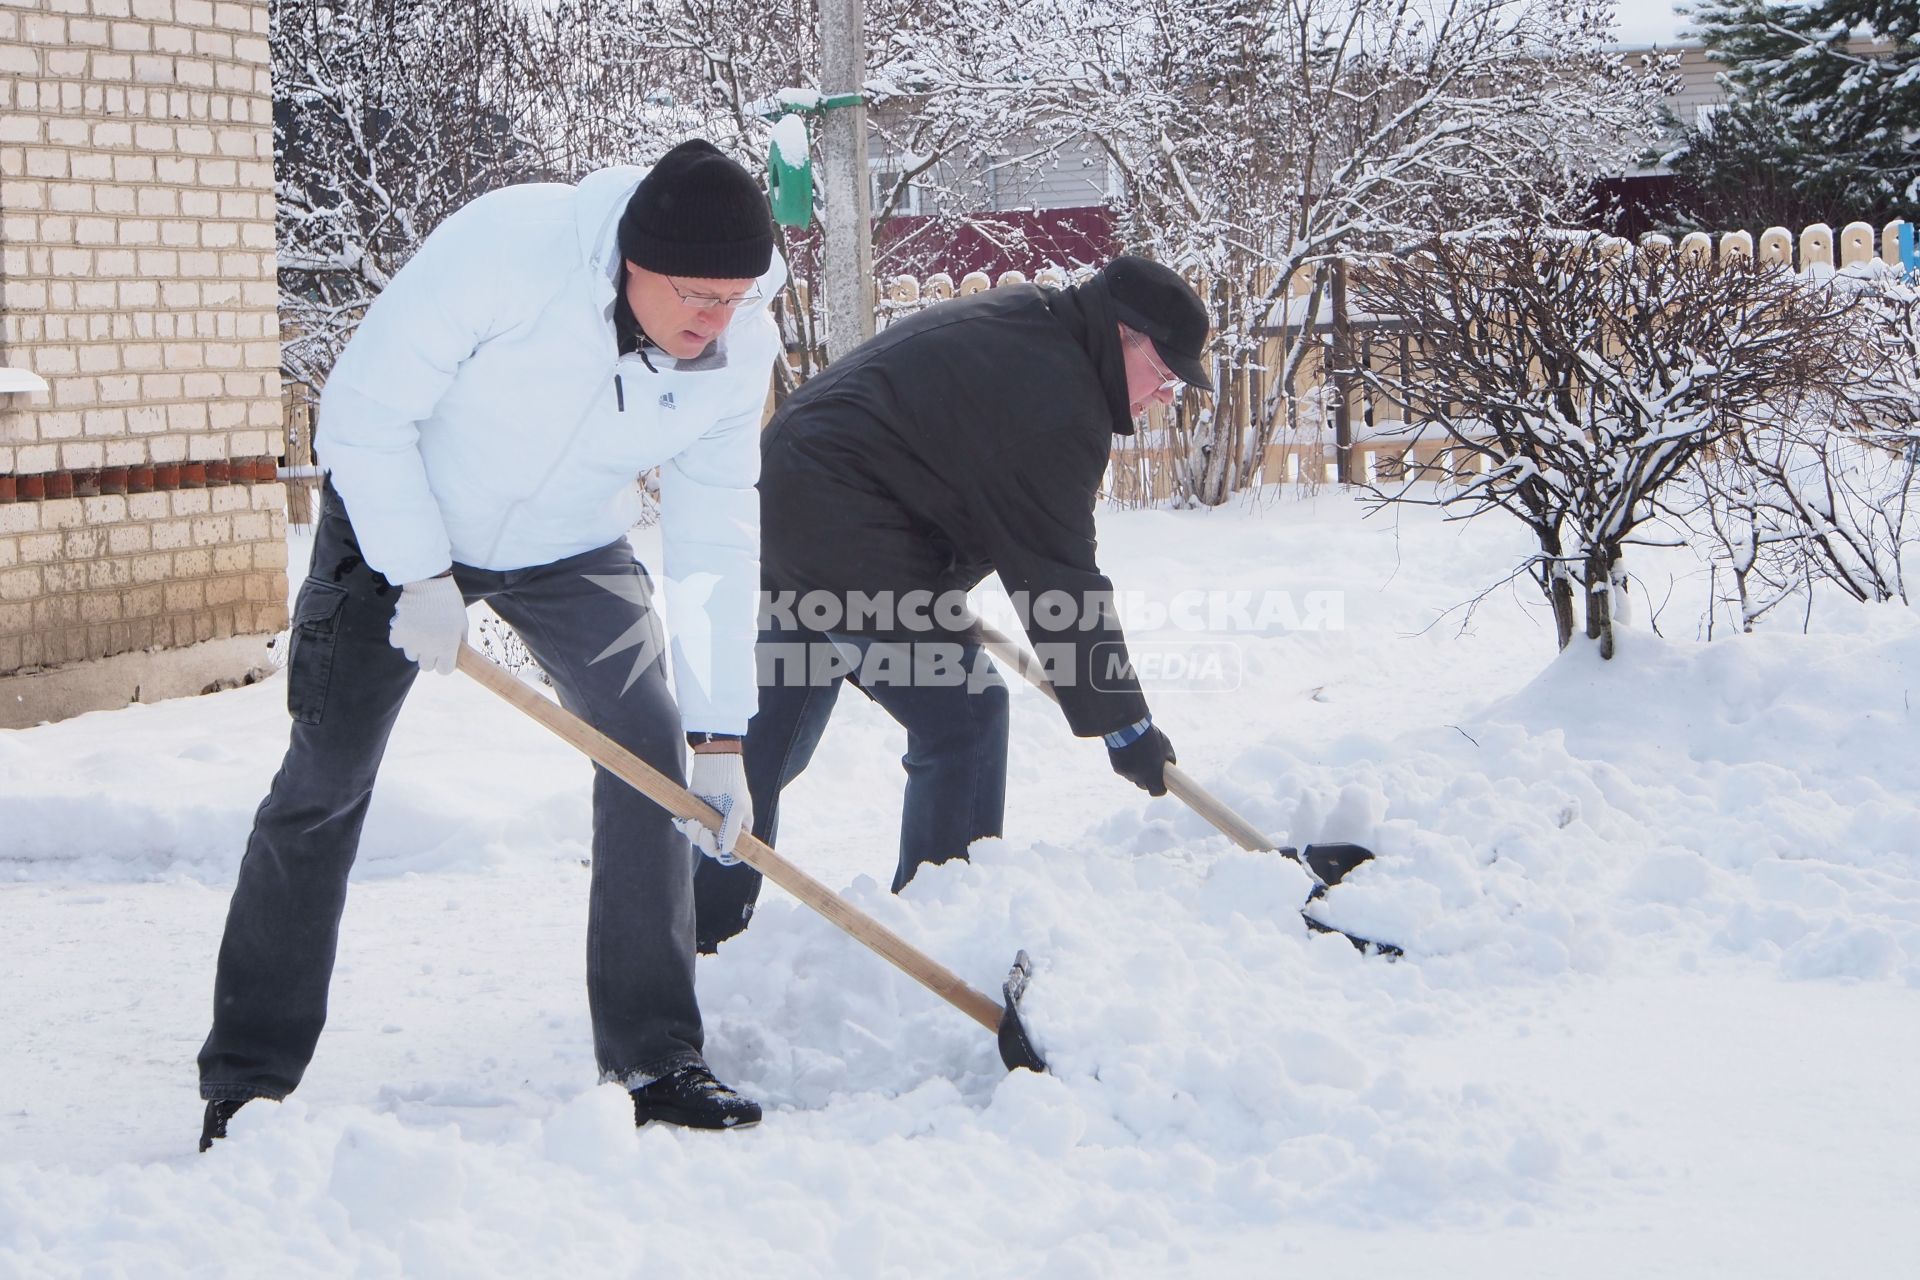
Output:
[977, 627, 1280, 856]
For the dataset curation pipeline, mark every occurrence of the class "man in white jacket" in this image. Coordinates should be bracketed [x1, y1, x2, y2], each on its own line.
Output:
[198, 141, 776, 1146]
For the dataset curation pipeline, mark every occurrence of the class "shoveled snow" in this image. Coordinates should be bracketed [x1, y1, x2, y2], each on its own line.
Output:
[2, 490, 1916, 1277]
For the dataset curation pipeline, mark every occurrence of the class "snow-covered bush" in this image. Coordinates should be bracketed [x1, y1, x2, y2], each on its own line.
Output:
[1348, 230, 1856, 657]
[1687, 261, 1920, 628]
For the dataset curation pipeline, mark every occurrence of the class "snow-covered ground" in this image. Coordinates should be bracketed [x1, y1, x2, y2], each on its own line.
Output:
[3, 490, 1917, 1278]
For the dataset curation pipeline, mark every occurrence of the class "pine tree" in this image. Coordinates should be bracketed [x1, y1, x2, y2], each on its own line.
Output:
[1676, 0, 1919, 225]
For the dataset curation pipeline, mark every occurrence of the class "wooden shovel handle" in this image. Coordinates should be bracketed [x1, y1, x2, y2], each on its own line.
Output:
[455, 645, 1005, 1033]
[976, 627, 1279, 854]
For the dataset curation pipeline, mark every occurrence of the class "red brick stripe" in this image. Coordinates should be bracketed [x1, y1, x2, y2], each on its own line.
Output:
[0, 457, 282, 503]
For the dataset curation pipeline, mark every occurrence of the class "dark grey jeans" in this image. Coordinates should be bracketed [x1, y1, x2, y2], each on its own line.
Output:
[199, 485, 703, 1101]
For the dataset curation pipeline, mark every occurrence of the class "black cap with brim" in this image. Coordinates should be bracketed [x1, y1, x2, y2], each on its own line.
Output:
[1102, 255, 1214, 395]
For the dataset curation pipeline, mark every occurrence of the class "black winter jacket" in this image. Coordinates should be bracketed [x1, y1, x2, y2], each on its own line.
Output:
[759, 278, 1149, 737]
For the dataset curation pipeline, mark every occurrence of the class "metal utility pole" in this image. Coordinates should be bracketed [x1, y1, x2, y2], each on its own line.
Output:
[819, 0, 873, 362]
[1329, 258, 1354, 486]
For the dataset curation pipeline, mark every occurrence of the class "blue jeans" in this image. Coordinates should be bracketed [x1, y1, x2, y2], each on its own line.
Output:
[693, 626, 1010, 949]
[199, 485, 704, 1100]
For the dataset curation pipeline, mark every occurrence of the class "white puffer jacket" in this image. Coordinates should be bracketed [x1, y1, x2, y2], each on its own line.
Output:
[316, 166, 785, 732]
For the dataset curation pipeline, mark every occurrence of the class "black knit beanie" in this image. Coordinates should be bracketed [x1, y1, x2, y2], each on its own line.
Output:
[618, 139, 775, 279]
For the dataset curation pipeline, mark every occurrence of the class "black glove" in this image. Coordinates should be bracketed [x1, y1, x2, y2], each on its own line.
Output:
[1108, 725, 1176, 796]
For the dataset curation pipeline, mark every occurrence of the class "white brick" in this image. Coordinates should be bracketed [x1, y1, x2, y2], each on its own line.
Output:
[77, 345, 119, 374]
[0, 568, 42, 601]
[82, 494, 128, 524]
[127, 492, 169, 521]
[39, 498, 84, 530]
[46, 118, 89, 147]
[22, 13, 67, 42]
[0, 46, 43, 77]
[111, 153, 155, 182]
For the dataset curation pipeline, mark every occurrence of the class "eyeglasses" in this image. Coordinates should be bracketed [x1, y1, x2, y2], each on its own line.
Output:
[1128, 330, 1183, 393]
[666, 277, 763, 311]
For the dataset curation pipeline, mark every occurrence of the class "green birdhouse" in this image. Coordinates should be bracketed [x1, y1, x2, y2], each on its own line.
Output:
[767, 114, 813, 229]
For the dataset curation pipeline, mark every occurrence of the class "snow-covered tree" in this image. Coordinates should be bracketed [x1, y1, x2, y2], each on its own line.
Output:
[1051, 0, 1671, 505]
[274, 0, 545, 399]
[1349, 230, 1855, 656]
[523, 0, 1104, 383]
[1668, 0, 1919, 227]
[1660, 97, 1858, 234]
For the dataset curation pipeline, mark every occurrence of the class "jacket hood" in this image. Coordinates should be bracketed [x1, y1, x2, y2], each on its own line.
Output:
[572, 163, 787, 326]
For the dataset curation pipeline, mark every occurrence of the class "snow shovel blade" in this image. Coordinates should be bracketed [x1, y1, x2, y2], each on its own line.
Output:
[997, 950, 1047, 1073]
[1282, 842, 1400, 955]
[1294, 841, 1374, 887]
[1300, 905, 1404, 958]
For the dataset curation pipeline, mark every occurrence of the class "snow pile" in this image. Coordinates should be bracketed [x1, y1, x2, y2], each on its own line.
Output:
[704, 839, 1580, 1229]
[1293, 620, 1920, 984]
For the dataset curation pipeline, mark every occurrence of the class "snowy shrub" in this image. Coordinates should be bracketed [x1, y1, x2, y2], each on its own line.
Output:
[1348, 229, 1856, 657]
[1687, 261, 1920, 628]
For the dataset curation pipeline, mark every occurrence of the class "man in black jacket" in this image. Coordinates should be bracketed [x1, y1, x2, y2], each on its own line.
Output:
[694, 256, 1212, 949]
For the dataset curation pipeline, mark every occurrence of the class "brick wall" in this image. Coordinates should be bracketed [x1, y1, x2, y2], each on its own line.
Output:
[0, 0, 288, 687]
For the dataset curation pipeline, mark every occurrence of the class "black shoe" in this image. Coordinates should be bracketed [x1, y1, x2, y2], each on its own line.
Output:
[199, 1098, 247, 1153]
[630, 1065, 761, 1130]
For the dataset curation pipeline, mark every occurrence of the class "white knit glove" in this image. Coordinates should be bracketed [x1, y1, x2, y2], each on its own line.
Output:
[675, 751, 753, 864]
[388, 574, 468, 675]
